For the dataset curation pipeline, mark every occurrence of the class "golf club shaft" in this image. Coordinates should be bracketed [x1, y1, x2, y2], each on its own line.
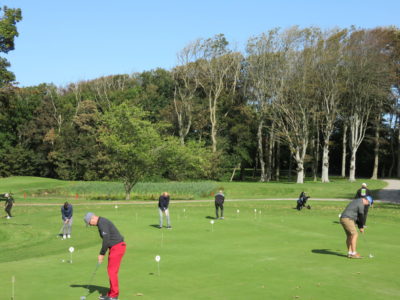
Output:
[86, 263, 100, 295]
[361, 233, 373, 256]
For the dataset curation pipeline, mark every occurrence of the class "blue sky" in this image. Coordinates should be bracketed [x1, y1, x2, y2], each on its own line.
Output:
[4, 0, 400, 87]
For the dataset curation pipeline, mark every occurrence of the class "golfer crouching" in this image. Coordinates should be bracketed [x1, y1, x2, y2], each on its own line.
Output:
[84, 212, 126, 300]
[339, 197, 370, 259]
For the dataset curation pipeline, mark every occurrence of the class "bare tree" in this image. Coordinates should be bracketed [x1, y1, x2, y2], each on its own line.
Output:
[274, 27, 319, 183]
[172, 44, 200, 145]
[341, 122, 348, 177]
[192, 34, 242, 153]
[343, 29, 391, 181]
[246, 29, 282, 181]
[315, 29, 348, 182]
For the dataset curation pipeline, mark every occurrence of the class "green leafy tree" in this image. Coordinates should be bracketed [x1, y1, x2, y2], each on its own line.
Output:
[99, 103, 163, 200]
[0, 6, 22, 87]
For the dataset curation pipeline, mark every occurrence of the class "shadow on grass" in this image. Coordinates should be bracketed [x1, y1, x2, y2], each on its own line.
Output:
[205, 216, 216, 219]
[1, 222, 31, 226]
[70, 284, 108, 295]
[149, 224, 161, 229]
[312, 249, 347, 257]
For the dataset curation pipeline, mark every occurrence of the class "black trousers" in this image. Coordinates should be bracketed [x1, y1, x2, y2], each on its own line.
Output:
[5, 204, 12, 217]
[215, 202, 224, 218]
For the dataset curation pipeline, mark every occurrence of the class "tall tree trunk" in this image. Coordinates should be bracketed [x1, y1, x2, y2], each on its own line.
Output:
[295, 151, 305, 184]
[257, 120, 267, 182]
[266, 122, 275, 182]
[294, 144, 307, 184]
[371, 116, 380, 179]
[275, 140, 280, 181]
[349, 149, 357, 182]
[230, 162, 241, 182]
[210, 96, 218, 152]
[397, 118, 400, 177]
[321, 137, 330, 183]
[341, 123, 348, 178]
[288, 152, 292, 182]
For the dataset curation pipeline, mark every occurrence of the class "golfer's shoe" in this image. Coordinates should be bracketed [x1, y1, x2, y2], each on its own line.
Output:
[349, 253, 363, 259]
[99, 296, 118, 300]
[220, 217, 224, 219]
[67, 234, 71, 238]
[63, 234, 67, 239]
[167, 226, 172, 229]
[6, 216, 10, 219]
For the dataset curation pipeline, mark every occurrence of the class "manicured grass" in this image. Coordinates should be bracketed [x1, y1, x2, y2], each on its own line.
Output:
[0, 200, 399, 300]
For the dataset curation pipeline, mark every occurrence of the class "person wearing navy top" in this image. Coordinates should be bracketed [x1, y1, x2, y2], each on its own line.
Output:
[61, 201, 73, 239]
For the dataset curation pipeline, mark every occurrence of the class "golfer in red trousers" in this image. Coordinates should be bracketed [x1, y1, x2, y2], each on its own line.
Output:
[84, 212, 126, 300]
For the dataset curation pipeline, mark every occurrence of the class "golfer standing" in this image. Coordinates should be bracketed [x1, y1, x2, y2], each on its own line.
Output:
[158, 192, 171, 229]
[339, 197, 370, 258]
[84, 212, 126, 300]
[215, 190, 225, 219]
[61, 201, 73, 239]
[355, 183, 373, 225]
[2, 193, 15, 219]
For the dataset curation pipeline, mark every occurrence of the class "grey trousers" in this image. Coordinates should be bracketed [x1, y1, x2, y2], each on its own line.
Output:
[159, 208, 170, 227]
[63, 217, 73, 235]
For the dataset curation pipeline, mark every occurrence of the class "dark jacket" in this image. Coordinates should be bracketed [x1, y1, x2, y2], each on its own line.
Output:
[61, 204, 73, 221]
[158, 195, 170, 211]
[1, 194, 14, 205]
[97, 217, 124, 255]
[355, 187, 371, 198]
[215, 192, 225, 204]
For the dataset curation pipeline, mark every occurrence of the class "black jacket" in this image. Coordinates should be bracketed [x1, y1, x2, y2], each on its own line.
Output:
[215, 193, 225, 204]
[97, 217, 124, 255]
[355, 187, 371, 198]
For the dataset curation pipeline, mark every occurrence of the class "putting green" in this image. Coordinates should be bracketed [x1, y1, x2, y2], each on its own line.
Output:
[0, 201, 399, 299]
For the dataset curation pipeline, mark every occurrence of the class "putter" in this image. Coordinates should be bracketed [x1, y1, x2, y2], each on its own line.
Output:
[361, 233, 374, 258]
[57, 224, 66, 238]
[81, 263, 101, 299]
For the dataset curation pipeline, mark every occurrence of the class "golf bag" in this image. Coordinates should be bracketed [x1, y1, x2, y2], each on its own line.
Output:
[296, 192, 311, 210]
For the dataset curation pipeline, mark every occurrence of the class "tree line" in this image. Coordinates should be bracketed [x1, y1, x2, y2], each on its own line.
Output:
[1, 7, 400, 196]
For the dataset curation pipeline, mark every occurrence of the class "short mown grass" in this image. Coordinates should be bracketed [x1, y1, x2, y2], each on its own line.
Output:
[0, 200, 399, 300]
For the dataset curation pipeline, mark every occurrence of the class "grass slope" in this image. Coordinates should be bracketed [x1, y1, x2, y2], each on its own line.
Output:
[0, 200, 399, 300]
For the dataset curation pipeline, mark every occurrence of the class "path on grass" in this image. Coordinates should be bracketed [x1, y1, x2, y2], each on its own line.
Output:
[14, 179, 400, 206]
[376, 179, 400, 203]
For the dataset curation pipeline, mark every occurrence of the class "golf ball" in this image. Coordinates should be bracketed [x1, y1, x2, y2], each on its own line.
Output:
[115, 205, 118, 209]
[62, 259, 65, 263]
[237, 209, 240, 213]
[210, 220, 214, 224]
[155, 255, 161, 262]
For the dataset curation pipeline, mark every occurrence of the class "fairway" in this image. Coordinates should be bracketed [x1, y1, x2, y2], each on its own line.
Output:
[0, 200, 399, 300]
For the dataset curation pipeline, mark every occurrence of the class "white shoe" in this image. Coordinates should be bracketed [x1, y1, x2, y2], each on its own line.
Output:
[63, 235, 66, 239]
[67, 235, 71, 239]
[6, 216, 10, 219]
